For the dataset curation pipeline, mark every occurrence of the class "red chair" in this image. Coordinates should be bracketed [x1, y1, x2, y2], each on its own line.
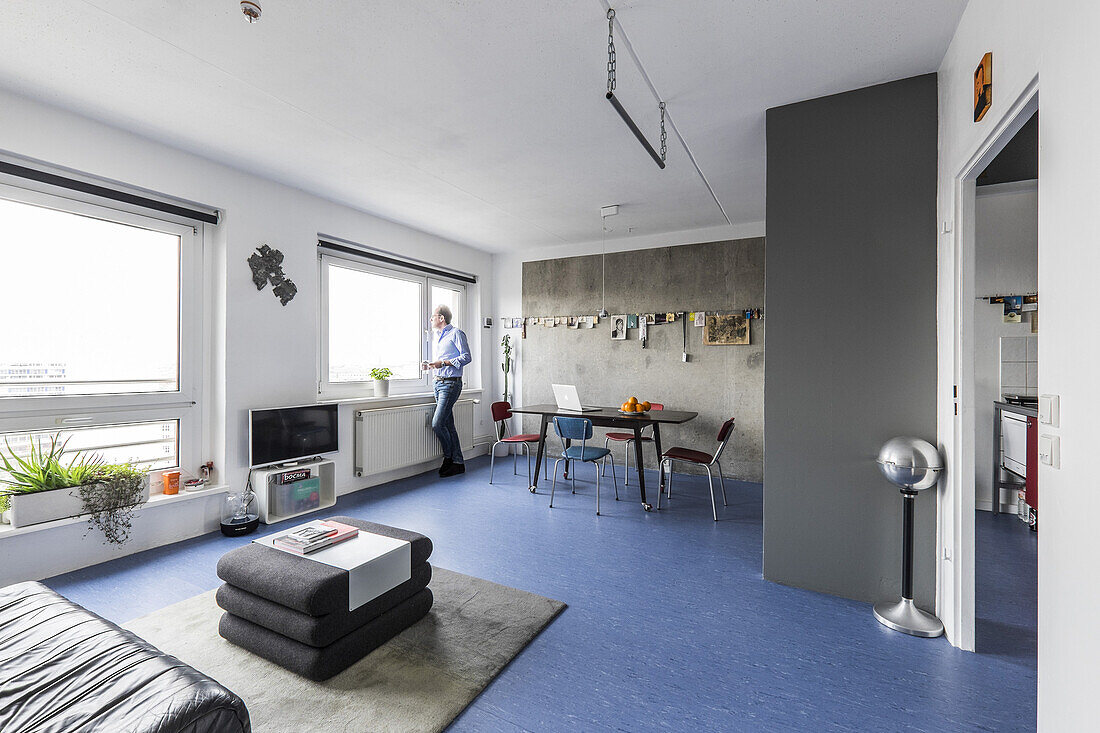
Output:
[601, 403, 663, 486]
[489, 401, 545, 485]
[658, 418, 735, 521]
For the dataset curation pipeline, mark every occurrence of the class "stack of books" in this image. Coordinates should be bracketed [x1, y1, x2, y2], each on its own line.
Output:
[272, 519, 359, 555]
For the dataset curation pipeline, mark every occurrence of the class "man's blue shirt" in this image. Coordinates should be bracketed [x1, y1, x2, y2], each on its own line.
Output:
[433, 324, 471, 378]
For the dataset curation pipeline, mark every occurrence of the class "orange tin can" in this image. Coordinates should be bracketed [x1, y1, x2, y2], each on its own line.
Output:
[162, 470, 181, 495]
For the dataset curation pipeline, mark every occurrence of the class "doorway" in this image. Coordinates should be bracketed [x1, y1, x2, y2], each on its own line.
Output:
[942, 82, 1038, 654]
[971, 111, 1038, 670]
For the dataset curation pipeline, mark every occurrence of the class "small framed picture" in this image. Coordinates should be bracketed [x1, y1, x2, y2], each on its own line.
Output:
[483, 317, 493, 328]
[611, 315, 628, 340]
[626, 314, 639, 329]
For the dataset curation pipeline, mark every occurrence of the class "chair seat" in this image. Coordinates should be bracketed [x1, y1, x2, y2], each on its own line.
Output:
[605, 432, 653, 442]
[662, 446, 714, 465]
[563, 445, 611, 462]
[502, 433, 541, 443]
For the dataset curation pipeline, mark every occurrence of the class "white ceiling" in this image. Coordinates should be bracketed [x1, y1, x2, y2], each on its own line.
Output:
[0, 1, 966, 253]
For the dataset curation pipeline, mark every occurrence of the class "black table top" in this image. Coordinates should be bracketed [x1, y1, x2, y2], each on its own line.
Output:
[510, 404, 699, 424]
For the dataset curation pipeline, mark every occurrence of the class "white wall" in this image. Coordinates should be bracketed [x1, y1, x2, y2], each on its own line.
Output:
[0, 87, 496, 579]
[938, 1, 1099, 728]
[973, 183, 1038, 511]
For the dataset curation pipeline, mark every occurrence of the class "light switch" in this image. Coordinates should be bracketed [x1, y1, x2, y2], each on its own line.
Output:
[1039, 434, 1060, 468]
[1039, 394, 1059, 426]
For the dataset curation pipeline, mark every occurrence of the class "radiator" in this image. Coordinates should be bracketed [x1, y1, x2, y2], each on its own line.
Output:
[354, 399, 475, 478]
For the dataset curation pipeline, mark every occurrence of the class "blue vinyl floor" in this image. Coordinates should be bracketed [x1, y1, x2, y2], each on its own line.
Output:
[45, 456, 1037, 732]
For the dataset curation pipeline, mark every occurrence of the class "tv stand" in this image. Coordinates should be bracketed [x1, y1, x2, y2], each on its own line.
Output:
[253, 459, 336, 524]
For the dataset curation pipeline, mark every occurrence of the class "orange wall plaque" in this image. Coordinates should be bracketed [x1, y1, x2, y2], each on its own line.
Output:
[974, 52, 992, 122]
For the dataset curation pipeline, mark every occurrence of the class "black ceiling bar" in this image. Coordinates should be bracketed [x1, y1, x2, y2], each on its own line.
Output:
[318, 240, 477, 284]
[606, 92, 666, 170]
[0, 160, 219, 225]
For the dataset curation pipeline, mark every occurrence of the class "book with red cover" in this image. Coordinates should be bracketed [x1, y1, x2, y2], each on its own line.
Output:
[273, 519, 359, 554]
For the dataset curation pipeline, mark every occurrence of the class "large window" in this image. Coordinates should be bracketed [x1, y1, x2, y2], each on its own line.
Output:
[320, 251, 469, 396]
[0, 182, 202, 482]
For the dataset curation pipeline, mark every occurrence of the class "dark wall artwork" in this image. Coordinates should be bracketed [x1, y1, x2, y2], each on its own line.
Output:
[248, 244, 297, 306]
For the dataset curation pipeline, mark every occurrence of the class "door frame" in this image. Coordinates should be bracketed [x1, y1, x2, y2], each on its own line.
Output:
[939, 78, 1038, 651]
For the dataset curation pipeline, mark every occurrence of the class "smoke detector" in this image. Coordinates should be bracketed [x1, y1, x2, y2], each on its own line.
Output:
[241, 1, 261, 23]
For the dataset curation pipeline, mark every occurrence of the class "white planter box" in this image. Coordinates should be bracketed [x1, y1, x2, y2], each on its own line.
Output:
[8, 480, 150, 528]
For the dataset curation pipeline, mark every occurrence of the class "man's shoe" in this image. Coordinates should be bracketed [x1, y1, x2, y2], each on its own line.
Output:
[439, 457, 453, 476]
[440, 463, 465, 478]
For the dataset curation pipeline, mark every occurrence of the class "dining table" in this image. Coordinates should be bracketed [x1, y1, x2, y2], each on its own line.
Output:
[508, 404, 699, 511]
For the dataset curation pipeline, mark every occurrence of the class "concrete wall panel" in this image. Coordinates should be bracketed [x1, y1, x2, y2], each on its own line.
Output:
[520, 238, 764, 482]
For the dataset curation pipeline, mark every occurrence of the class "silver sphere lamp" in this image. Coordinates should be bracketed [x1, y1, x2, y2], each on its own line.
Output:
[873, 436, 945, 637]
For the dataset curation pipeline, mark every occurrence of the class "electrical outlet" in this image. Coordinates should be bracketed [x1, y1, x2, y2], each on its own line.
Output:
[1039, 434, 1060, 468]
[682, 352, 690, 363]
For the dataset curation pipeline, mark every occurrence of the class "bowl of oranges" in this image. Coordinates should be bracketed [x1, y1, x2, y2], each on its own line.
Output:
[618, 397, 652, 415]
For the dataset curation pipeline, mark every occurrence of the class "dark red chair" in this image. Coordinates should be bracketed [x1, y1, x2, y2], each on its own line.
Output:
[601, 403, 663, 486]
[658, 418, 735, 521]
[489, 401, 545, 485]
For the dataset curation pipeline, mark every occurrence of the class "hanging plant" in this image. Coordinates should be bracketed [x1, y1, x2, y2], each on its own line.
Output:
[78, 464, 148, 545]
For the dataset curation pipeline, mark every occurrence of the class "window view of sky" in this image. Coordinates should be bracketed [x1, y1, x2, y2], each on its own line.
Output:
[328, 264, 423, 381]
[0, 197, 180, 397]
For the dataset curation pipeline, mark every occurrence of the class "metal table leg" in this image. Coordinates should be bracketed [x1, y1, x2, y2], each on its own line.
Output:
[634, 425, 651, 511]
[530, 414, 550, 493]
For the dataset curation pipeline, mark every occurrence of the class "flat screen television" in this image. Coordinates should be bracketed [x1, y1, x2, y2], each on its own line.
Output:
[248, 403, 339, 468]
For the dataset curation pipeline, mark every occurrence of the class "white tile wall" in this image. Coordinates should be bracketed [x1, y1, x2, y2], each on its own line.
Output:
[1000, 335, 1038, 397]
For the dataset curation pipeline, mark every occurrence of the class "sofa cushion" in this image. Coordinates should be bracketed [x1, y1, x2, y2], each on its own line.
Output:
[0, 581, 250, 733]
[219, 588, 433, 682]
[216, 562, 432, 647]
[216, 516, 433, 615]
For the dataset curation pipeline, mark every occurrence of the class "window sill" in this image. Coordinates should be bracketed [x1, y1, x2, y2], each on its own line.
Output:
[0, 484, 229, 540]
[319, 388, 483, 408]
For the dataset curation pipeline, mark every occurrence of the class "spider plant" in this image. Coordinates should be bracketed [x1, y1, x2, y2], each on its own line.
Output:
[0, 433, 103, 495]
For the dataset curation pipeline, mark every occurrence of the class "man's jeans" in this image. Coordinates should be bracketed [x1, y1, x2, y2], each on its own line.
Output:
[432, 379, 464, 464]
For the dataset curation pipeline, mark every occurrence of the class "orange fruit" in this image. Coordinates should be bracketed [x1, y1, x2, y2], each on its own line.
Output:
[628, 396, 639, 405]
[621, 402, 631, 412]
[641, 401, 651, 411]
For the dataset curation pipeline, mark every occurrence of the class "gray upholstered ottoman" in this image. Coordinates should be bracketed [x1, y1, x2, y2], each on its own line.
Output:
[215, 516, 434, 681]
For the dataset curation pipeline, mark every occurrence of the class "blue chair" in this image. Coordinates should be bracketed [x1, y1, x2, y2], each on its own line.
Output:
[550, 416, 618, 515]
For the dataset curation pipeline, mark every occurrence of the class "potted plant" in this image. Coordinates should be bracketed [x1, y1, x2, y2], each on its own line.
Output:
[499, 335, 514, 439]
[0, 434, 149, 539]
[78, 463, 148, 545]
[370, 367, 394, 397]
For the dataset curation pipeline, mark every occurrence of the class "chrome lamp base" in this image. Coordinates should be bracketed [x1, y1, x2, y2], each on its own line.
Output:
[873, 598, 944, 638]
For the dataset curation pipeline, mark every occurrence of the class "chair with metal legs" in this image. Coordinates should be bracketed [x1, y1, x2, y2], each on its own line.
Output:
[549, 416, 617, 516]
[658, 417, 735, 521]
[601, 403, 663, 486]
[488, 401, 546, 485]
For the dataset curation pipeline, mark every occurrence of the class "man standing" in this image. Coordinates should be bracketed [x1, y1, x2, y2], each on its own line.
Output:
[424, 305, 471, 477]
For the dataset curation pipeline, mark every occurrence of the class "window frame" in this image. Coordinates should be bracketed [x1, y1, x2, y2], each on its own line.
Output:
[0, 181, 204, 476]
[319, 250, 469, 398]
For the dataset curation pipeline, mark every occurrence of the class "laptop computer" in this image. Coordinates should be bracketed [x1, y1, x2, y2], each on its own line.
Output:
[552, 384, 601, 412]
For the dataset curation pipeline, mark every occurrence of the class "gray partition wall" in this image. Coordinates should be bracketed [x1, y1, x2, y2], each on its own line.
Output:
[521, 238, 764, 482]
[763, 74, 938, 606]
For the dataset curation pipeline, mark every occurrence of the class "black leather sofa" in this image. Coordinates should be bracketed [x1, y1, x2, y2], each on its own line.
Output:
[0, 581, 250, 733]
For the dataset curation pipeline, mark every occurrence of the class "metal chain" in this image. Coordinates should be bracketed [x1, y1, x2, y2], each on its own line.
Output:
[606, 9, 616, 95]
[659, 102, 667, 162]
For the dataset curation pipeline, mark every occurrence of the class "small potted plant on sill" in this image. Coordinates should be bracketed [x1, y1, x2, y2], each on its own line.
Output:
[370, 367, 394, 397]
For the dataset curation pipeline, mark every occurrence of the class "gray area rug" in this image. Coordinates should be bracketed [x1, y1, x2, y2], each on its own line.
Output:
[123, 567, 565, 733]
